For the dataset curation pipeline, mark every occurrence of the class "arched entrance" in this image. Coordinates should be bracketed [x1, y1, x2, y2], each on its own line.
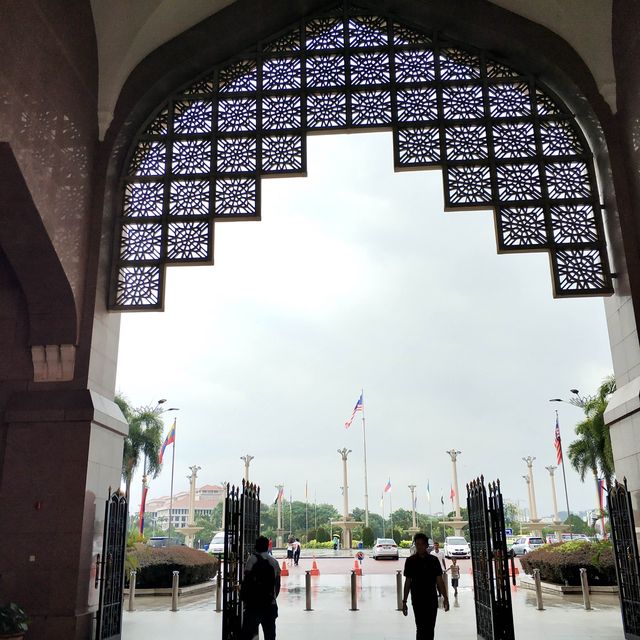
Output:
[108, 2, 613, 312]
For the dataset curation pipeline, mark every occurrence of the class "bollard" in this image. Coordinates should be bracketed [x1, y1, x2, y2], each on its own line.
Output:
[215, 567, 222, 613]
[127, 570, 137, 612]
[350, 570, 358, 611]
[305, 571, 312, 611]
[171, 571, 180, 612]
[533, 568, 544, 611]
[396, 570, 403, 611]
[580, 568, 592, 610]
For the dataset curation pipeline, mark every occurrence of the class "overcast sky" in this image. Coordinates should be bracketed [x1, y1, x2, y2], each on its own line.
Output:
[117, 131, 613, 522]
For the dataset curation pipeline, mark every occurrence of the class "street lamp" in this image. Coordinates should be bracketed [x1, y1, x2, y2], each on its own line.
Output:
[241, 455, 255, 483]
[140, 400, 179, 536]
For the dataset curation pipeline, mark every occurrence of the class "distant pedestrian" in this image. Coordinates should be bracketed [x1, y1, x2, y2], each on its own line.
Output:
[241, 536, 281, 640]
[268, 537, 273, 555]
[449, 559, 460, 597]
[293, 538, 301, 566]
[286, 537, 294, 564]
[402, 532, 449, 640]
[431, 542, 447, 573]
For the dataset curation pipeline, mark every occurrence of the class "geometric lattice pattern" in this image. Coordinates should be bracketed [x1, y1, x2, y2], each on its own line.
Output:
[111, 2, 612, 309]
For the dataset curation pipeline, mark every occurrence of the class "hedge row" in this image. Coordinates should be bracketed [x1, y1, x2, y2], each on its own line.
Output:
[519, 540, 616, 586]
[127, 544, 219, 588]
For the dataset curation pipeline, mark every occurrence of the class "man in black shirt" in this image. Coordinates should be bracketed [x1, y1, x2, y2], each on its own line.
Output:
[402, 532, 449, 640]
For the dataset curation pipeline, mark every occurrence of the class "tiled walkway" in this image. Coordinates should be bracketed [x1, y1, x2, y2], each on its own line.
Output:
[123, 572, 624, 639]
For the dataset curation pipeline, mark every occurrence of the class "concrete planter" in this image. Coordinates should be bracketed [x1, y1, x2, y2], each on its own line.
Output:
[124, 580, 215, 598]
[519, 574, 618, 594]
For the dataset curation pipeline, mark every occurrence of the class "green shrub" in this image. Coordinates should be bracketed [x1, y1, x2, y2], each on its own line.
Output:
[126, 544, 219, 588]
[303, 540, 335, 549]
[399, 540, 412, 548]
[520, 541, 616, 586]
[316, 526, 330, 543]
[362, 527, 375, 547]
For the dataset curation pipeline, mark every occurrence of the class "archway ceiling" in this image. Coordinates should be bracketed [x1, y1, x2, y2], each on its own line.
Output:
[109, 2, 613, 310]
[91, 0, 615, 140]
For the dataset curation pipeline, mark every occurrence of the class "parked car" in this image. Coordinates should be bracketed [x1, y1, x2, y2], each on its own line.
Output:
[147, 536, 184, 548]
[510, 536, 544, 556]
[443, 536, 470, 559]
[561, 533, 589, 542]
[208, 531, 225, 555]
[372, 538, 399, 560]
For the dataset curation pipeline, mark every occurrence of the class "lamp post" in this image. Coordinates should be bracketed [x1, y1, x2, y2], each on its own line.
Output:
[522, 475, 532, 521]
[408, 485, 418, 532]
[338, 448, 352, 549]
[523, 456, 539, 522]
[446, 450, 462, 519]
[275, 484, 284, 548]
[545, 465, 560, 524]
[139, 399, 179, 536]
[241, 455, 254, 483]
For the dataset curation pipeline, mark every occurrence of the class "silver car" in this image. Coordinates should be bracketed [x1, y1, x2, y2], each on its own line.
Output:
[511, 535, 544, 556]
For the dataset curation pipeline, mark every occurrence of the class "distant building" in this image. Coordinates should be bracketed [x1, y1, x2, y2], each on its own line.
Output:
[145, 484, 225, 530]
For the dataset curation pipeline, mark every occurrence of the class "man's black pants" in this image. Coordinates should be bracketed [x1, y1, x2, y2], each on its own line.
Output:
[242, 603, 278, 640]
[412, 598, 438, 640]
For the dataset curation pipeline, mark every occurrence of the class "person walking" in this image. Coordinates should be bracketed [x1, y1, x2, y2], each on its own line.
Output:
[241, 536, 281, 640]
[286, 537, 294, 564]
[268, 537, 273, 555]
[402, 532, 449, 640]
[430, 541, 447, 598]
[449, 559, 460, 597]
[293, 538, 301, 566]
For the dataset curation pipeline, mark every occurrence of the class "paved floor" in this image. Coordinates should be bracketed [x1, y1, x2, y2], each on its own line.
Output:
[123, 560, 625, 639]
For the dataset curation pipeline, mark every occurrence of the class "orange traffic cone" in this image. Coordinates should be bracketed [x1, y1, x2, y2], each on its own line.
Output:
[310, 560, 320, 576]
[354, 559, 362, 576]
[281, 560, 289, 577]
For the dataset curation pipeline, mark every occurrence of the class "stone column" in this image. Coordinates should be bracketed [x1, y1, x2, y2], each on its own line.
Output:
[446, 450, 462, 519]
[338, 448, 352, 549]
[523, 456, 539, 521]
[275, 484, 284, 548]
[408, 485, 418, 532]
[545, 466, 560, 524]
[241, 454, 254, 483]
[182, 465, 202, 547]
[522, 475, 532, 520]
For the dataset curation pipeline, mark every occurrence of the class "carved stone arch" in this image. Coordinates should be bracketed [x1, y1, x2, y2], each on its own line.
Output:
[0, 143, 77, 380]
[108, 0, 614, 311]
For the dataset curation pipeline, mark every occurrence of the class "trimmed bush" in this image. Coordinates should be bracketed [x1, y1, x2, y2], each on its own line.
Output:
[126, 544, 219, 588]
[362, 527, 375, 548]
[520, 540, 616, 586]
[316, 526, 331, 543]
[303, 540, 335, 549]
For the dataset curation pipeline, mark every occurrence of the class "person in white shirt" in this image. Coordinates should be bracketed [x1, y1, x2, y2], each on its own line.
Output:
[292, 538, 301, 566]
[431, 541, 447, 572]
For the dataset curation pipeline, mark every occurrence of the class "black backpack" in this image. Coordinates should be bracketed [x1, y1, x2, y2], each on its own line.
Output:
[241, 554, 276, 607]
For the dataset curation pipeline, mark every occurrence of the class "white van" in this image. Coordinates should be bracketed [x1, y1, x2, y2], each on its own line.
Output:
[208, 531, 225, 555]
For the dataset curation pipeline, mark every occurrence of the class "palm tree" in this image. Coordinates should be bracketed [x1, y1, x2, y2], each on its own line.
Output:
[567, 375, 616, 493]
[116, 393, 166, 504]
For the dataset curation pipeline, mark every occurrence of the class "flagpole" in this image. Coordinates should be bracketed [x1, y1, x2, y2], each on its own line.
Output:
[429, 489, 433, 542]
[361, 389, 370, 528]
[289, 490, 293, 536]
[389, 489, 394, 535]
[305, 482, 309, 542]
[382, 492, 386, 538]
[168, 419, 177, 541]
[557, 411, 572, 530]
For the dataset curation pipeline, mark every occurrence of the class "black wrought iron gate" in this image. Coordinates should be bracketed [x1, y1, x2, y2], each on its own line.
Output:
[609, 478, 640, 639]
[222, 480, 261, 640]
[467, 477, 515, 640]
[95, 491, 128, 640]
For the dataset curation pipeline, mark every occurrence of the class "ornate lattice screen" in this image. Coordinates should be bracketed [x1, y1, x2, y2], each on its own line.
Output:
[110, 2, 613, 310]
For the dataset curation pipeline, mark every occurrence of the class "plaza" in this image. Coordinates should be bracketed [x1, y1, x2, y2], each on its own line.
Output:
[2, 2, 640, 639]
[123, 557, 623, 639]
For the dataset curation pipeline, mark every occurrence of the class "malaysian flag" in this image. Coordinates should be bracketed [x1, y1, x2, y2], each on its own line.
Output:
[344, 393, 364, 429]
[384, 478, 392, 493]
[554, 414, 563, 465]
[450, 486, 456, 501]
